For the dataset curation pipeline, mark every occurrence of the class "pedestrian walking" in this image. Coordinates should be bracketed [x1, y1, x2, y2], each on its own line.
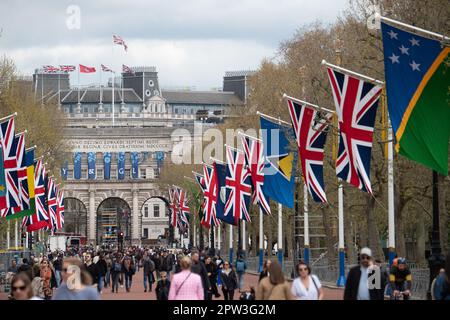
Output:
[84, 252, 99, 289]
[205, 256, 220, 298]
[52, 257, 100, 300]
[122, 255, 135, 292]
[433, 251, 450, 300]
[9, 273, 42, 300]
[142, 252, 156, 292]
[191, 252, 211, 300]
[96, 253, 108, 294]
[155, 271, 171, 300]
[256, 260, 295, 300]
[168, 256, 204, 300]
[291, 261, 324, 300]
[235, 255, 247, 291]
[220, 261, 238, 300]
[259, 259, 271, 282]
[110, 255, 122, 293]
[40, 259, 53, 300]
[344, 247, 384, 300]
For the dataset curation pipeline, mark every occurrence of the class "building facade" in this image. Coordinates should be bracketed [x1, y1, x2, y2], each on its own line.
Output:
[35, 66, 247, 245]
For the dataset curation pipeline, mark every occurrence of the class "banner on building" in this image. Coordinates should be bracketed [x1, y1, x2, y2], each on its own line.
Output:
[131, 152, 139, 179]
[88, 152, 96, 180]
[103, 152, 112, 180]
[118, 152, 125, 180]
[73, 152, 82, 180]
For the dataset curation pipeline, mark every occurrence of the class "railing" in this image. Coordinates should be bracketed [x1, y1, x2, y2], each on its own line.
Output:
[245, 257, 430, 300]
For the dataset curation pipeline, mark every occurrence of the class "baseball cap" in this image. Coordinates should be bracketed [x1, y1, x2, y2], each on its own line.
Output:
[360, 247, 372, 257]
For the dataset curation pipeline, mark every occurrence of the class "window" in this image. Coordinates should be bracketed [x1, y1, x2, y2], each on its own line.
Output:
[111, 169, 116, 178]
[97, 169, 103, 179]
[125, 169, 130, 178]
[81, 169, 87, 179]
[174, 108, 178, 114]
[67, 170, 73, 179]
[144, 206, 149, 218]
[143, 228, 148, 239]
[140, 169, 146, 179]
[154, 168, 159, 179]
[153, 205, 160, 218]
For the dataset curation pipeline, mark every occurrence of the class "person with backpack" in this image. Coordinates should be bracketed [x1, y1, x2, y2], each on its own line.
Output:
[122, 255, 135, 292]
[235, 255, 247, 291]
[291, 261, 324, 300]
[111, 255, 122, 293]
[143, 252, 156, 292]
[155, 271, 171, 300]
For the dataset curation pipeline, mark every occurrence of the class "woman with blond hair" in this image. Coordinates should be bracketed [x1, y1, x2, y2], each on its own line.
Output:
[168, 256, 204, 300]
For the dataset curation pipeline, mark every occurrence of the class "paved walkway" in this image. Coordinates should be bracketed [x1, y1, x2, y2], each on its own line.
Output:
[1, 268, 344, 300]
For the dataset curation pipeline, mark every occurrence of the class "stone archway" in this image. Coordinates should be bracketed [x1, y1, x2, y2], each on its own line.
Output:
[63, 197, 88, 236]
[96, 197, 132, 245]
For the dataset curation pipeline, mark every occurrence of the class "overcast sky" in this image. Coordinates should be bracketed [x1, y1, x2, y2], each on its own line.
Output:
[0, 0, 348, 90]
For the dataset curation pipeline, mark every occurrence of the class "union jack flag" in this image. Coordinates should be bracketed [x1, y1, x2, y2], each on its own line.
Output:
[201, 164, 220, 228]
[287, 98, 332, 203]
[0, 122, 22, 211]
[224, 147, 252, 224]
[59, 65, 76, 72]
[56, 188, 64, 230]
[122, 64, 134, 74]
[113, 34, 128, 52]
[43, 65, 59, 73]
[46, 177, 58, 232]
[0, 133, 27, 218]
[101, 64, 114, 73]
[22, 159, 49, 231]
[193, 171, 205, 190]
[241, 135, 271, 215]
[176, 187, 190, 226]
[326, 67, 382, 193]
[168, 187, 179, 228]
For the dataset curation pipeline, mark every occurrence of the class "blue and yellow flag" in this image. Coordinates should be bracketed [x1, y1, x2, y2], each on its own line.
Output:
[260, 116, 297, 208]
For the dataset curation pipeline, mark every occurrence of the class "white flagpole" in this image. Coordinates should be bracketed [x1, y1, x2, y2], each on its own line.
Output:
[6, 220, 10, 249]
[58, 72, 61, 108]
[388, 118, 396, 265]
[277, 203, 283, 267]
[258, 207, 264, 272]
[142, 69, 145, 108]
[25, 231, 29, 250]
[242, 220, 246, 257]
[337, 179, 346, 286]
[77, 67, 80, 111]
[99, 65, 102, 106]
[41, 70, 44, 105]
[303, 183, 310, 264]
[14, 220, 18, 248]
[321, 60, 384, 85]
[112, 38, 115, 127]
[193, 223, 197, 247]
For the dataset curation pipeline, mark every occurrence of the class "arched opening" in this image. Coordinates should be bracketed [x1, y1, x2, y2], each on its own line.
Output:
[63, 197, 88, 236]
[140, 196, 170, 246]
[96, 197, 131, 246]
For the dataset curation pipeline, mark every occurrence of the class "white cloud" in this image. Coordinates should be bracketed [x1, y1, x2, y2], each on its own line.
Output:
[0, 0, 348, 88]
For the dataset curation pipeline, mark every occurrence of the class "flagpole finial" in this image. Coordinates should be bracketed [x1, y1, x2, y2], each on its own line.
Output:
[321, 59, 327, 66]
[282, 93, 288, 99]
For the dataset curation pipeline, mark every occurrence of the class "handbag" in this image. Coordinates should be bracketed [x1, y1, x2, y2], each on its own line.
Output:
[175, 272, 192, 297]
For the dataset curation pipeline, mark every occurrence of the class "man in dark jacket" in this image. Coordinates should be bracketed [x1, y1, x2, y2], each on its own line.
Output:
[344, 247, 385, 300]
[84, 252, 99, 287]
[191, 252, 211, 300]
[142, 252, 155, 292]
[160, 251, 173, 280]
[96, 253, 108, 293]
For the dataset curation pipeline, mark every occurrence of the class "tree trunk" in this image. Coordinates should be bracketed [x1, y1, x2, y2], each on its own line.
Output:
[415, 213, 426, 264]
[366, 194, 384, 261]
[251, 212, 258, 257]
[344, 209, 356, 264]
[438, 174, 448, 254]
[286, 213, 294, 260]
[321, 206, 337, 265]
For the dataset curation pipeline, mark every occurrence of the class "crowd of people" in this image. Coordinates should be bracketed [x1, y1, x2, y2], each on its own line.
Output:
[4, 244, 450, 301]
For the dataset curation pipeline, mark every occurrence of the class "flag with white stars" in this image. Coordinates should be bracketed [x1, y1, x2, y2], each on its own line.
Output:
[381, 21, 450, 175]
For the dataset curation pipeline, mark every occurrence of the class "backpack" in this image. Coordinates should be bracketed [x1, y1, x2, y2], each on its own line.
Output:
[236, 260, 245, 273]
[113, 262, 122, 272]
[149, 259, 155, 272]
